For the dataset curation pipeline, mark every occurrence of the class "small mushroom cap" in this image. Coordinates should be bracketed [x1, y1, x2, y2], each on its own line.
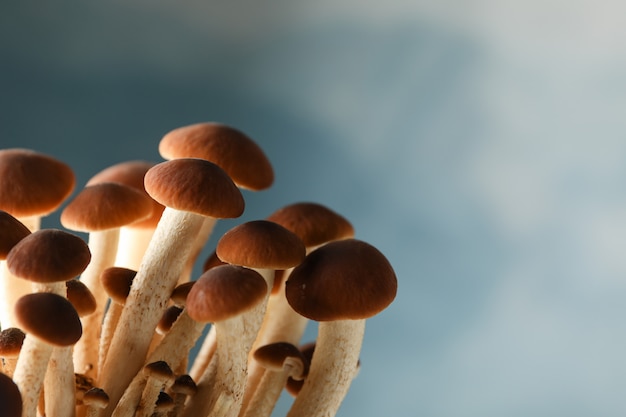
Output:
[157, 305, 183, 335]
[216, 220, 306, 270]
[266, 202, 354, 248]
[186, 265, 267, 323]
[6, 229, 91, 283]
[61, 182, 153, 232]
[0, 371, 22, 417]
[171, 281, 195, 306]
[154, 391, 175, 412]
[100, 267, 136, 304]
[82, 387, 109, 409]
[253, 342, 309, 377]
[66, 279, 97, 317]
[285, 342, 315, 396]
[285, 239, 397, 321]
[171, 374, 197, 396]
[159, 122, 274, 191]
[0, 148, 75, 218]
[143, 360, 174, 382]
[144, 158, 244, 219]
[0, 211, 31, 259]
[202, 250, 227, 273]
[0, 327, 26, 357]
[86, 160, 165, 229]
[15, 292, 83, 346]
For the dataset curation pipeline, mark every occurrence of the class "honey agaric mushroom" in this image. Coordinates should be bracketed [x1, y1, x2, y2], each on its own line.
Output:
[12, 292, 83, 417]
[61, 181, 152, 378]
[0, 371, 22, 417]
[0, 327, 25, 378]
[241, 342, 308, 417]
[86, 160, 165, 270]
[284, 239, 397, 417]
[183, 265, 267, 417]
[99, 158, 244, 414]
[136, 361, 175, 417]
[0, 210, 31, 330]
[83, 387, 110, 417]
[169, 374, 197, 416]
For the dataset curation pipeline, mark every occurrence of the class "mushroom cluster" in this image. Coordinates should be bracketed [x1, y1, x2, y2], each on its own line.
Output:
[0, 122, 397, 417]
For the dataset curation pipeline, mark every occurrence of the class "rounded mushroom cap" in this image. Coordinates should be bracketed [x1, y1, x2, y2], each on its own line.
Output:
[61, 182, 153, 232]
[171, 374, 197, 396]
[6, 229, 91, 284]
[143, 360, 174, 383]
[0, 372, 22, 417]
[66, 279, 97, 317]
[0, 148, 75, 218]
[82, 387, 109, 409]
[0, 327, 26, 357]
[15, 292, 83, 346]
[253, 342, 309, 377]
[285, 239, 397, 321]
[86, 160, 165, 229]
[202, 250, 227, 273]
[144, 158, 244, 219]
[266, 202, 354, 248]
[100, 267, 136, 304]
[216, 220, 306, 270]
[186, 265, 267, 323]
[157, 305, 183, 335]
[0, 211, 31, 260]
[159, 122, 274, 191]
[171, 281, 195, 307]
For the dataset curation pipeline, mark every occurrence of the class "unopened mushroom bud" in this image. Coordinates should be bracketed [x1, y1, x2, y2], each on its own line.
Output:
[285, 239, 397, 417]
[0, 327, 25, 378]
[136, 361, 175, 417]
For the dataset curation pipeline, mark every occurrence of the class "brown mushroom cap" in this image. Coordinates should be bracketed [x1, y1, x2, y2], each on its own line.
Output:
[158, 122, 274, 191]
[285, 342, 316, 396]
[0, 327, 26, 358]
[186, 265, 267, 323]
[144, 158, 244, 219]
[86, 160, 165, 229]
[266, 202, 354, 248]
[14, 292, 83, 346]
[202, 250, 227, 273]
[157, 305, 183, 335]
[60, 182, 153, 232]
[0, 148, 75, 218]
[82, 387, 109, 409]
[171, 374, 197, 396]
[171, 281, 195, 306]
[285, 239, 397, 321]
[66, 279, 97, 317]
[0, 371, 22, 417]
[253, 342, 309, 376]
[6, 229, 91, 284]
[216, 220, 306, 270]
[0, 211, 31, 259]
[99, 267, 136, 304]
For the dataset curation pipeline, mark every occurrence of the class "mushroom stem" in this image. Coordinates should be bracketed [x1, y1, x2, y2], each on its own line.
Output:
[188, 325, 217, 381]
[99, 208, 205, 414]
[45, 346, 77, 417]
[286, 319, 364, 417]
[0, 262, 31, 329]
[114, 227, 155, 271]
[73, 228, 120, 378]
[97, 302, 122, 377]
[12, 335, 54, 417]
[178, 217, 217, 285]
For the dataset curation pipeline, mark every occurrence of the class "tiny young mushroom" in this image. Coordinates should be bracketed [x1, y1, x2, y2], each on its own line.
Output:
[0, 327, 26, 378]
[12, 292, 83, 417]
[284, 239, 397, 417]
[158, 122, 274, 285]
[83, 387, 110, 417]
[61, 181, 153, 378]
[99, 158, 244, 414]
[152, 391, 175, 417]
[0, 371, 22, 417]
[136, 361, 175, 417]
[168, 374, 197, 417]
[182, 265, 268, 417]
[241, 342, 309, 417]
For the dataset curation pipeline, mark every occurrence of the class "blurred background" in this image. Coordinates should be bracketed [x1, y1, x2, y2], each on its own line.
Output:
[2, 0, 626, 415]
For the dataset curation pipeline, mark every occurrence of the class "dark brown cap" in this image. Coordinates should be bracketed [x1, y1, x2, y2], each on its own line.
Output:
[285, 239, 397, 321]
[82, 387, 109, 409]
[266, 202, 354, 248]
[60, 182, 153, 232]
[186, 265, 267, 323]
[154, 391, 175, 412]
[157, 305, 183, 335]
[86, 160, 165, 229]
[144, 158, 244, 219]
[0, 148, 75, 218]
[66, 279, 97, 317]
[0, 372, 22, 417]
[0, 327, 26, 358]
[14, 292, 82, 346]
[253, 342, 309, 377]
[171, 281, 195, 306]
[6, 229, 91, 284]
[0, 211, 31, 260]
[286, 342, 315, 396]
[216, 220, 305, 270]
[143, 360, 174, 383]
[100, 267, 136, 304]
[159, 122, 274, 191]
[170, 374, 197, 396]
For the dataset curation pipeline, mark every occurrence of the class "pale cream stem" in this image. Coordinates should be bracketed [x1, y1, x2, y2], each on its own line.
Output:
[12, 335, 54, 417]
[114, 227, 155, 270]
[73, 229, 120, 378]
[97, 302, 123, 377]
[45, 345, 76, 417]
[286, 319, 365, 417]
[178, 217, 217, 285]
[242, 368, 292, 417]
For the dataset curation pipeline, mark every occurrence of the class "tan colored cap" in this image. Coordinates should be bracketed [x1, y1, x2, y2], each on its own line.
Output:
[86, 160, 165, 229]
[15, 292, 82, 346]
[144, 158, 244, 219]
[66, 279, 97, 317]
[285, 239, 397, 321]
[6, 229, 91, 284]
[60, 182, 153, 232]
[186, 265, 267, 323]
[0, 372, 22, 417]
[0, 210, 31, 260]
[0, 148, 75, 218]
[216, 220, 305, 270]
[100, 267, 136, 304]
[266, 202, 354, 248]
[159, 122, 274, 191]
